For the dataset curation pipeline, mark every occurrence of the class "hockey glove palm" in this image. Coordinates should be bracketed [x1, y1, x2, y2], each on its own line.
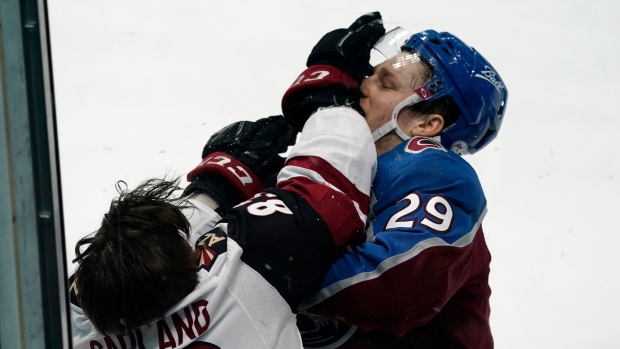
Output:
[282, 12, 385, 131]
[185, 115, 297, 212]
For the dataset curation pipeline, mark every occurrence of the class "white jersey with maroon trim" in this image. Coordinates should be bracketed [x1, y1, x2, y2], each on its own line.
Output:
[70, 107, 376, 349]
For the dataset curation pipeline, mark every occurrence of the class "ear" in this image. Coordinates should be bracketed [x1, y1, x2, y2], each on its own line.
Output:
[405, 114, 444, 137]
[421, 114, 444, 136]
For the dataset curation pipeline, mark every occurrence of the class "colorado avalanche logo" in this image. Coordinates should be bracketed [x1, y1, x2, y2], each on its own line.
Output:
[405, 136, 446, 154]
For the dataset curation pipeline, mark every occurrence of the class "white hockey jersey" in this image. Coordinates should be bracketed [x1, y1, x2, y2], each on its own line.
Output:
[70, 107, 376, 349]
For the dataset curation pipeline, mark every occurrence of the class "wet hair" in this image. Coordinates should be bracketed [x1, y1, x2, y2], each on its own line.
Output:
[73, 177, 199, 335]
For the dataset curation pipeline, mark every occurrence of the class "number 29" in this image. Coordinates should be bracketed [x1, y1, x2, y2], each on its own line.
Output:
[384, 193, 454, 233]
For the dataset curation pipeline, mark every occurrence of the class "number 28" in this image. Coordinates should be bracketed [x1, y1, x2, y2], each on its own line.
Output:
[385, 193, 454, 233]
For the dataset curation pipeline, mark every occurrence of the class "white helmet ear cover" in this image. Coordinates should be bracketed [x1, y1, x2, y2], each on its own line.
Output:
[371, 92, 425, 142]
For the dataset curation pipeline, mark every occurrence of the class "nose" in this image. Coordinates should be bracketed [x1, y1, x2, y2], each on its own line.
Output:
[360, 75, 374, 98]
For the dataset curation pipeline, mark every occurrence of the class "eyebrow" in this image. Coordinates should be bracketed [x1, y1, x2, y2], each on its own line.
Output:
[376, 65, 395, 80]
[377, 64, 416, 90]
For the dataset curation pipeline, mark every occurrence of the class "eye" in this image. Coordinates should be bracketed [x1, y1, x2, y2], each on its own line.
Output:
[380, 78, 394, 90]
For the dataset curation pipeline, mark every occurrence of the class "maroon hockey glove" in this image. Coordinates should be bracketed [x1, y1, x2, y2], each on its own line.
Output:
[281, 12, 385, 131]
[184, 115, 297, 212]
[282, 65, 360, 132]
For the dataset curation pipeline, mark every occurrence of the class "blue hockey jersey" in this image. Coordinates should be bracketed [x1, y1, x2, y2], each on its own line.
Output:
[300, 136, 493, 348]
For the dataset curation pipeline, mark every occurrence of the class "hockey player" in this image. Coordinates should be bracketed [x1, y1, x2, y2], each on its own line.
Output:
[70, 110, 378, 348]
[67, 21, 389, 346]
[282, 13, 508, 348]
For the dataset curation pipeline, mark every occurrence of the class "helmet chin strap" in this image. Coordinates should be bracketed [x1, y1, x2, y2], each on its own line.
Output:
[371, 93, 424, 142]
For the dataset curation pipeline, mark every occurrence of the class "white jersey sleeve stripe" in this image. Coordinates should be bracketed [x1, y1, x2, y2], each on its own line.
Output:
[278, 165, 368, 224]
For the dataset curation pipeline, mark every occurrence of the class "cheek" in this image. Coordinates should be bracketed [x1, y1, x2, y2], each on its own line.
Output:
[364, 105, 393, 132]
[365, 94, 401, 131]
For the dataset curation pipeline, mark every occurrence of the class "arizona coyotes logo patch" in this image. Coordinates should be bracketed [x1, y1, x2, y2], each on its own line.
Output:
[195, 226, 227, 272]
[405, 136, 446, 154]
[68, 274, 80, 307]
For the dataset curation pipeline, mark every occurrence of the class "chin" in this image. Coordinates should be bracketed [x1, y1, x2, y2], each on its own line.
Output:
[359, 100, 369, 117]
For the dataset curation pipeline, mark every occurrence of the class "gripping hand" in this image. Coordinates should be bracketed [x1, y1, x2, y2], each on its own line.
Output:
[282, 12, 385, 131]
[185, 115, 297, 212]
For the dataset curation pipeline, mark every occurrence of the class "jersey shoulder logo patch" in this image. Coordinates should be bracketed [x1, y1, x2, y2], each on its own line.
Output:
[195, 226, 228, 272]
[405, 136, 446, 154]
[68, 274, 80, 307]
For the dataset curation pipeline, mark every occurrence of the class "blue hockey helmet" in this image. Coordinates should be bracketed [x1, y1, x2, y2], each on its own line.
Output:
[371, 29, 508, 154]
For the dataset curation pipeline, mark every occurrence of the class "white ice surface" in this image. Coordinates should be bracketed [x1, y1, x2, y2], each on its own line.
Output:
[48, 1, 620, 347]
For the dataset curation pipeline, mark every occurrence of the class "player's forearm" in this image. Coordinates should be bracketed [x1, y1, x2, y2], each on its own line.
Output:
[184, 107, 377, 311]
[277, 107, 376, 248]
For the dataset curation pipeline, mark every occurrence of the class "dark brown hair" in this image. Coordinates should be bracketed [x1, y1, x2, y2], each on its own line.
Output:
[73, 177, 199, 335]
[408, 95, 461, 130]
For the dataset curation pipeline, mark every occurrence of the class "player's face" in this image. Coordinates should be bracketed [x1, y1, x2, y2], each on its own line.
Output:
[360, 52, 429, 133]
